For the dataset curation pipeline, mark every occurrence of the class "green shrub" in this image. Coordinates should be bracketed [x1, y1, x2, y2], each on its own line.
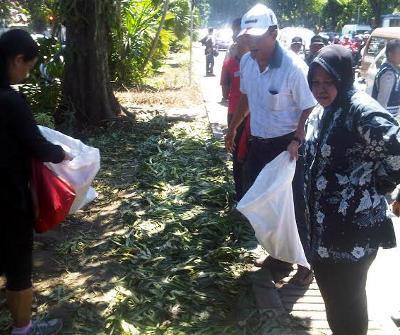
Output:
[20, 36, 64, 128]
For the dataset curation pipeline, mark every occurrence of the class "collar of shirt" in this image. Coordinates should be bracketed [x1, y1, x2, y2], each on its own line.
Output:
[270, 42, 284, 69]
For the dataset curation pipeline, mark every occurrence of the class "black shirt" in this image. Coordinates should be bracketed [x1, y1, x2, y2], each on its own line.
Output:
[0, 86, 64, 213]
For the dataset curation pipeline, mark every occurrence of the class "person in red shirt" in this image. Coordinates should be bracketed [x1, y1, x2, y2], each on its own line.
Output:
[220, 34, 249, 200]
[340, 35, 353, 49]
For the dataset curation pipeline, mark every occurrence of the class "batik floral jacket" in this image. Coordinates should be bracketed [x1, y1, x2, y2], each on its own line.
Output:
[304, 91, 399, 263]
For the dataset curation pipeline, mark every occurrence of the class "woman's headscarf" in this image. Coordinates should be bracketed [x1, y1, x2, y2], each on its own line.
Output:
[308, 45, 355, 105]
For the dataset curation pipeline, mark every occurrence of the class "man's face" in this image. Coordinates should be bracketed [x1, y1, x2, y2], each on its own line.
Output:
[310, 43, 323, 55]
[389, 47, 400, 66]
[291, 43, 302, 54]
[248, 30, 276, 60]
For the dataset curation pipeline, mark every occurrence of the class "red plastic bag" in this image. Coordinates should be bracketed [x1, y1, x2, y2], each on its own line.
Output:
[31, 160, 76, 233]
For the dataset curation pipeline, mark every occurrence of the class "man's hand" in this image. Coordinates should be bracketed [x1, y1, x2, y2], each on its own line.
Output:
[392, 200, 400, 217]
[287, 140, 300, 161]
[225, 128, 237, 153]
[63, 150, 74, 161]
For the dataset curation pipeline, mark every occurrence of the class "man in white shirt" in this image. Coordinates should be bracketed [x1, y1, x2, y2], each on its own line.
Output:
[225, 4, 317, 286]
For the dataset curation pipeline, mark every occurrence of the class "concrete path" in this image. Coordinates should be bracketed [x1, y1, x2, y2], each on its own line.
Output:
[192, 43, 228, 139]
[193, 43, 400, 334]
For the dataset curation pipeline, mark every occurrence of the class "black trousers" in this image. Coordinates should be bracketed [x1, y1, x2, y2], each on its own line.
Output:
[242, 135, 311, 261]
[0, 176, 34, 291]
[206, 53, 214, 74]
[313, 252, 377, 335]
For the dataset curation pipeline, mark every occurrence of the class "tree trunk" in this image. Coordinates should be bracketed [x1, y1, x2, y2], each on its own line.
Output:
[142, 0, 170, 69]
[57, 0, 120, 131]
[368, 0, 381, 27]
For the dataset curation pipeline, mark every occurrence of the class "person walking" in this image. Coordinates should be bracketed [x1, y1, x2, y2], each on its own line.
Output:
[305, 44, 400, 335]
[225, 4, 316, 286]
[0, 29, 70, 335]
[200, 28, 217, 76]
[372, 39, 400, 117]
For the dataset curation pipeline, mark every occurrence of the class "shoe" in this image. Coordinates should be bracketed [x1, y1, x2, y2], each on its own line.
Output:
[255, 256, 293, 271]
[27, 319, 63, 335]
[283, 268, 314, 287]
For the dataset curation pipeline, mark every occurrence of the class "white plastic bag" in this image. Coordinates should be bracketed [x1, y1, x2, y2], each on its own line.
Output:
[237, 151, 310, 269]
[39, 126, 100, 214]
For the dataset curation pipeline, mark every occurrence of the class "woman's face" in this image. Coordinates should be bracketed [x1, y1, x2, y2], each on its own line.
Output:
[8, 55, 37, 84]
[311, 65, 338, 107]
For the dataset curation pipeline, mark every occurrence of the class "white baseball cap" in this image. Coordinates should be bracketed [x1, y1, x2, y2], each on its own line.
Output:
[238, 4, 278, 37]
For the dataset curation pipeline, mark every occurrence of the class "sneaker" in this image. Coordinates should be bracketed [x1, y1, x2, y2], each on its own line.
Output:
[27, 319, 63, 335]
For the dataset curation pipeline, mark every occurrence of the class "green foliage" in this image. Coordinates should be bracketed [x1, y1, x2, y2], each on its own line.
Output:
[19, 37, 64, 128]
[109, 0, 203, 87]
[90, 110, 258, 335]
[167, 0, 191, 51]
[109, 0, 176, 87]
[205, 0, 399, 30]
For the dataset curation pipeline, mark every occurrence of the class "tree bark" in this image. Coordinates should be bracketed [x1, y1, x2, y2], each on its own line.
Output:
[57, 0, 120, 131]
[368, 0, 381, 27]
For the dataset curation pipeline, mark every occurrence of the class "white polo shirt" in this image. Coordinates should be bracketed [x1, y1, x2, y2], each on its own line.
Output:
[240, 43, 317, 139]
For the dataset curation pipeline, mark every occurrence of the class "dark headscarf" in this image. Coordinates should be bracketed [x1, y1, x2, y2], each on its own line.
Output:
[308, 45, 355, 105]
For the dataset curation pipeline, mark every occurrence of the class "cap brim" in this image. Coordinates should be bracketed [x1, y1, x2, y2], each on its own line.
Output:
[238, 27, 269, 37]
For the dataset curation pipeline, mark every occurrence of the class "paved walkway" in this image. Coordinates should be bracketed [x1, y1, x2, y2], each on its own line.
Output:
[193, 43, 400, 334]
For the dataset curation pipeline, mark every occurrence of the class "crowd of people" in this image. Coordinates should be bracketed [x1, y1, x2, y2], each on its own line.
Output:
[289, 32, 370, 66]
[221, 4, 400, 335]
[0, 4, 399, 335]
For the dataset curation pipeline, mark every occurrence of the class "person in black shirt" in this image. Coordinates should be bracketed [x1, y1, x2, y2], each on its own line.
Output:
[0, 29, 70, 335]
[200, 28, 217, 76]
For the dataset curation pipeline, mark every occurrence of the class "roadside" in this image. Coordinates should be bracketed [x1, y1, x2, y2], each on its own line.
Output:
[194, 42, 400, 334]
[0, 50, 277, 335]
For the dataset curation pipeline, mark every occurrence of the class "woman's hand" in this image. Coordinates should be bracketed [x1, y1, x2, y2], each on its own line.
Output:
[392, 200, 400, 217]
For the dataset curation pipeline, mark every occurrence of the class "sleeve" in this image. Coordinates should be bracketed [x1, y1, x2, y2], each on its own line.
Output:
[290, 64, 317, 111]
[376, 71, 396, 109]
[239, 54, 249, 95]
[8, 93, 65, 163]
[220, 59, 231, 86]
[355, 107, 400, 189]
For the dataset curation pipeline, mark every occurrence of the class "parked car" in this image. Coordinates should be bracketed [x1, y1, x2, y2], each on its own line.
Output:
[342, 24, 371, 37]
[359, 27, 400, 87]
[278, 27, 315, 50]
[215, 28, 232, 50]
[382, 14, 400, 27]
[320, 31, 337, 43]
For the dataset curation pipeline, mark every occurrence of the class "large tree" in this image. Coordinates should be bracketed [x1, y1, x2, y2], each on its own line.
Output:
[57, 0, 121, 131]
